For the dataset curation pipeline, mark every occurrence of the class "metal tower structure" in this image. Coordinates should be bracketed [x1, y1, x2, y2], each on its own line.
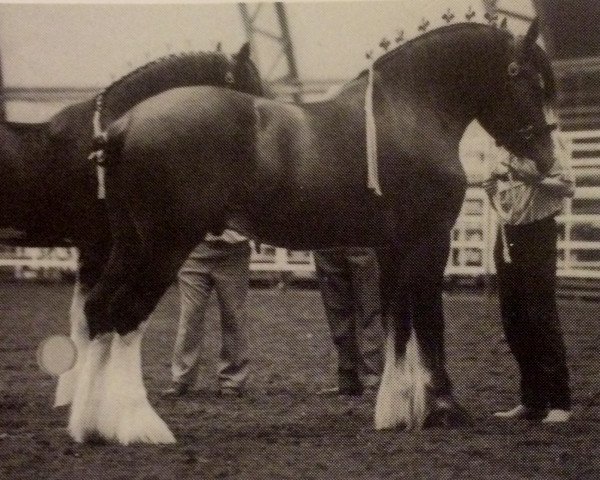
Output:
[238, 2, 301, 101]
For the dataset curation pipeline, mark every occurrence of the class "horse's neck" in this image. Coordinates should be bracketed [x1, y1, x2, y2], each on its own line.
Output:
[101, 57, 226, 122]
[377, 26, 507, 138]
[333, 73, 469, 149]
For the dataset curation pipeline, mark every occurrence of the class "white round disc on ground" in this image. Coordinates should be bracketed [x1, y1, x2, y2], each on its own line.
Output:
[37, 335, 77, 376]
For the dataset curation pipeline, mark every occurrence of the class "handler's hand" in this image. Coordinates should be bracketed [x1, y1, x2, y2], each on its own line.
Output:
[504, 158, 542, 184]
[481, 178, 497, 196]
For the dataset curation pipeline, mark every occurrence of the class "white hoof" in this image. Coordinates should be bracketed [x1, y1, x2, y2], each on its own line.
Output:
[375, 329, 431, 430]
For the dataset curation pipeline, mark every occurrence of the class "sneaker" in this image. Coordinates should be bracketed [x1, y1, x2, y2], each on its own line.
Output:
[493, 404, 546, 420]
[161, 383, 189, 397]
[542, 409, 571, 423]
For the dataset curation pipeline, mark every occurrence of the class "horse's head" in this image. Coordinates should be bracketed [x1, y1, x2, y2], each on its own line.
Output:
[230, 43, 266, 97]
[476, 20, 558, 174]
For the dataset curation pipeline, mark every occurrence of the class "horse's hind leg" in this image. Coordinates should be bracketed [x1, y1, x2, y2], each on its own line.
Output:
[55, 237, 111, 407]
[68, 236, 139, 443]
[54, 280, 89, 407]
[374, 245, 433, 431]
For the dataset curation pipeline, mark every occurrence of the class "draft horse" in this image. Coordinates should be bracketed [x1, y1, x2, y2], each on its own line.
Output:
[0, 44, 263, 409]
[84, 20, 559, 444]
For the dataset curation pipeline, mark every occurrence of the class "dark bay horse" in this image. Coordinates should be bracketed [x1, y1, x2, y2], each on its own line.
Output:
[83, 20, 559, 444]
[0, 44, 263, 410]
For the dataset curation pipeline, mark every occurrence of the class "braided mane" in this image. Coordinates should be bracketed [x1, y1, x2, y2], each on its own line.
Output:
[99, 50, 234, 120]
[102, 50, 230, 98]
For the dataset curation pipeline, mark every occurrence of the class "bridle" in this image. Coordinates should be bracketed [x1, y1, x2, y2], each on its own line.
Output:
[491, 60, 557, 152]
[495, 122, 557, 151]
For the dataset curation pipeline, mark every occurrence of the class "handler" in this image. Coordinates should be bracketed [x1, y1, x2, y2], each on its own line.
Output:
[163, 230, 251, 397]
[314, 248, 383, 395]
[483, 143, 575, 423]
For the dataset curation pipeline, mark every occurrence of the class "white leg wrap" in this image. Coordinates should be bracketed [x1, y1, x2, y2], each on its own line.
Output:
[68, 332, 112, 442]
[96, 325, 175, 445]
[55, 281, 90, 407]
[375, 328, 431, 430]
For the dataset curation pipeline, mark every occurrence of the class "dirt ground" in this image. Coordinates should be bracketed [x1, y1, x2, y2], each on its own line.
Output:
[0, 283, 599, 480]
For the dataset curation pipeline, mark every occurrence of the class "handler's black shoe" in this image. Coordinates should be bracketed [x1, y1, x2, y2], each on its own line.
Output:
[318, 370, 365, 396]
[161, 383, 189, 398]
[493, 404, 546, 420]
[318, 385, 364, 396]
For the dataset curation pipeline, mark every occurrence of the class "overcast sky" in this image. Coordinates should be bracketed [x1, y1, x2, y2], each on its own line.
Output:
[0, 1, 535, 88]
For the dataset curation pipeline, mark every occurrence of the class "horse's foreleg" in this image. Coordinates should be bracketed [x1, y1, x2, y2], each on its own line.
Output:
[68, 329, 113, 442]
[411, 230, 468, 427]
[374, 247, 433, 430]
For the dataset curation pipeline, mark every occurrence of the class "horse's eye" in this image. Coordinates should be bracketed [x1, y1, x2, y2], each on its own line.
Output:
[507, 61, 520, 77]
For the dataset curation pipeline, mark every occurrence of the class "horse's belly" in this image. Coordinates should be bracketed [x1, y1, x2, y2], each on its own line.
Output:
[248, 192, 381, 250]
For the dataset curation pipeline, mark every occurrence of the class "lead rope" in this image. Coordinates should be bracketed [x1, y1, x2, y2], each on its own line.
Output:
[491, 155, 517, 264]
[88, 94, 107, 200]
[365, 62, 382, 196]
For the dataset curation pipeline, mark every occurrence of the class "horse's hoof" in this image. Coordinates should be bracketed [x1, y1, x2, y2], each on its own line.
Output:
[424, 398, 470, 428]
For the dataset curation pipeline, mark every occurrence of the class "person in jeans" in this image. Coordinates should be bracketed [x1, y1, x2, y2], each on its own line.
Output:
[314, 248, 383, 395]
[484, 143, 575, 422]
[163, 230, 251, 397]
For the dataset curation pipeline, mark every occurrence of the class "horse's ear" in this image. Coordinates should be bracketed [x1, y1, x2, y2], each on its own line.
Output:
[523, 18, 539, 49]
[237, 42, 251, 60]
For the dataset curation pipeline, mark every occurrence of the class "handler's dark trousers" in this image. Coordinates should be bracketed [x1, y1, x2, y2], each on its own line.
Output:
[314, 248, 383, 388]
[494, 216, 571, 410]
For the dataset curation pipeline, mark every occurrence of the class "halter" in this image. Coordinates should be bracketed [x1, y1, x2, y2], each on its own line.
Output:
[493, 59, 558, 153]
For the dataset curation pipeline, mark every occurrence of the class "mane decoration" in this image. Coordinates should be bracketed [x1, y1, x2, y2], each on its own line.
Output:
[364, 5, 514, 66]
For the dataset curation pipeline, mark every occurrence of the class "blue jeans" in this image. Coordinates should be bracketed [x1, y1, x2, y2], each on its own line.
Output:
[171, 241, 251, 390]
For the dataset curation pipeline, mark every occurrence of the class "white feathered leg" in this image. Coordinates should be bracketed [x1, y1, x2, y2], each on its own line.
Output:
[96, 323, 176, 445]
[55, 281, 89, 407]
[375, 328, 431, 430]
[68, 331, 112, 442]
